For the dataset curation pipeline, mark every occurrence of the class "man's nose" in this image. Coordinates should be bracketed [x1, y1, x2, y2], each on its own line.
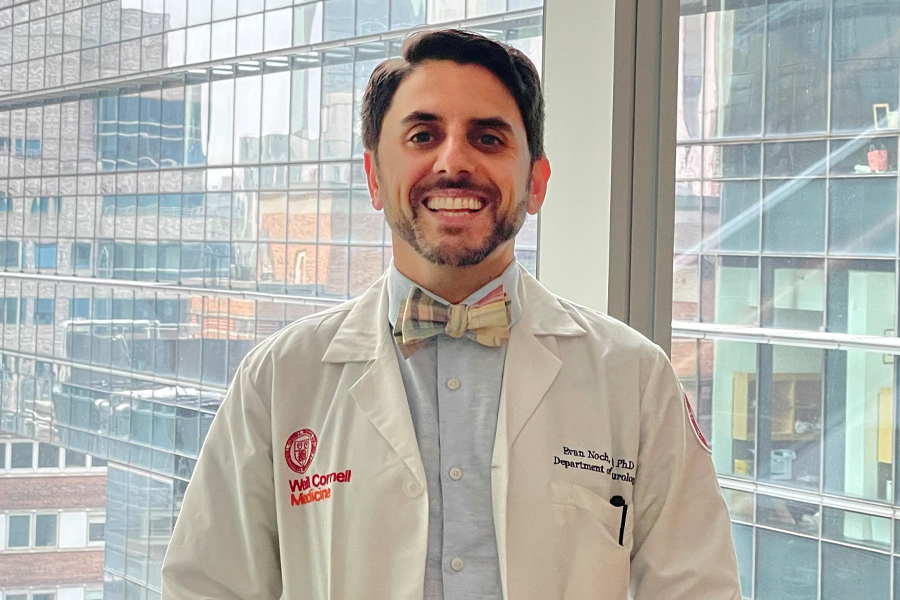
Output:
[433, 135, 475, 177]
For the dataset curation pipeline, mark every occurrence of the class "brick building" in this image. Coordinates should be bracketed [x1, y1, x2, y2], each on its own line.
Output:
[0, 434, 106, 600]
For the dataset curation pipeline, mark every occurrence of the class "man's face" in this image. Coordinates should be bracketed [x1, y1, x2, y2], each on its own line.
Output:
[365, 60, 550, 268]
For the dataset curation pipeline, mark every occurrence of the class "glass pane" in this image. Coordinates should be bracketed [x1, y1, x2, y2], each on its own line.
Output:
[823, 508, 891, 551]
[759, 345, 824, 489]
[755, 529, 818, 600]
[732, 522, 753, 597]
[10, 441, 32, 467]
[703, 180, 760, 252]
[703, 0, 764, 138]
[828, 178, 897, 256]
[8, 514, 30, 547]
[709, 339, 758, 477]
[37, 442, 58, 467]
[234, 76, 261, 164]
[762, 179, 826, 254]
[764, 0, 829, 135]
[822, 543, 890, 600]
[35, 514, 57, 546]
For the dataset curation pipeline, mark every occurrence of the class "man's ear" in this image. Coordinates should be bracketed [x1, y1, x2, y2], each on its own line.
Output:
[364, 150, 383, 211]
[526, 156, 551, 215]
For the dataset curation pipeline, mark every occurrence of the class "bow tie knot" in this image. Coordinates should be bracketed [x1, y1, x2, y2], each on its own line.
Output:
[394, 285, 511, 357]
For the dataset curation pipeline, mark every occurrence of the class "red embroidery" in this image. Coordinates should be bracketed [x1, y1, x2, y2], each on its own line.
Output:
[284, 429, 318, 474]
[684, 393, 711, 453]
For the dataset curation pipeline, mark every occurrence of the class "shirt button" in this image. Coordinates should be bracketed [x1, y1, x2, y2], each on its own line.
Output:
[449, 467, 463, 481]
[405, 481, 423, 497]
[450, 557, 464, 572]
[447, 378, 461, 390]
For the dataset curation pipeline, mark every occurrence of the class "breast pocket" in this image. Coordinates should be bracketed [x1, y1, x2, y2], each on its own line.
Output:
[549, 480, 632, 600]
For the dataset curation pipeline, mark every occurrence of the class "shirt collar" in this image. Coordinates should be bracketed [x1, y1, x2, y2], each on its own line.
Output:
[387, 259, 522, 329]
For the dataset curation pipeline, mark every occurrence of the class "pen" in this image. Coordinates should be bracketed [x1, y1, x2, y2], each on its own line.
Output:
[610, 495, 627, 546]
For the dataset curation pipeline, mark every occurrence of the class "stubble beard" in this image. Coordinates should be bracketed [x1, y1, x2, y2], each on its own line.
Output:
[387, 187, 530, 268]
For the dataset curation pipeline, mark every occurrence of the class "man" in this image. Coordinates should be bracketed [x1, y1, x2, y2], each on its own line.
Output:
[161, 29, 740, 599]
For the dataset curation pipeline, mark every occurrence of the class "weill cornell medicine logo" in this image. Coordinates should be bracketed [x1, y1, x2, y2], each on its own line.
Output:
[285, 429, 318, 474]
[284, 429, 352, 507]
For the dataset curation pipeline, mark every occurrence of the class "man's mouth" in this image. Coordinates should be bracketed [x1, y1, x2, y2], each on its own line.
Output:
[425, 197, 485, 212]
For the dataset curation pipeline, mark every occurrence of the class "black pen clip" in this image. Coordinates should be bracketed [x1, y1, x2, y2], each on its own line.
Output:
[610, 495, 628, 546]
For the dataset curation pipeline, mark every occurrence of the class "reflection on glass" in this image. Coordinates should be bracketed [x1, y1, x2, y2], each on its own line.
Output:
[703, 0, 764, 138]
[829, 179, 897, 257]
[764, 0, 829, 135]
[236, 14, 263, 55]
[261, 71, 290, 163]
[676, 8, 703, 142]
[702, 256, 758, 325]
[208, 79, 234, 166]
[721, 488, 754, 522]
[294, 3, 324, 46]
[822, 542, 890, 600]
[708, 340, 758, 477]
[823, 507, 890, 551]
[672, 254, 698, 322]
[703, 181, 760, 252]
[234, 76, 261, 164]
[756, 529, 818, 600]
[759, 345, 824, 489]
[391, 0, 425, 29]
[762, 179, 826, 254]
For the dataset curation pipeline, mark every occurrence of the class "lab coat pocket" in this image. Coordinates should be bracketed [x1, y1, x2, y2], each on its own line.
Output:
[549, 480, 631, 600]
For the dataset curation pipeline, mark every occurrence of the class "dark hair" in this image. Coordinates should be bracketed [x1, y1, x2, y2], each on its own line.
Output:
[361, 29, 544, 161]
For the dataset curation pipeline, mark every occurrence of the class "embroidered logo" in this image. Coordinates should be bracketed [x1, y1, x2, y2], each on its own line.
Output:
[684, 393, 711, 453]
[285, 429, 318, 474]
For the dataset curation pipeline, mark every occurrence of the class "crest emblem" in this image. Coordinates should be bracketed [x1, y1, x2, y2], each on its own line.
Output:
[285, 429, 318, 474]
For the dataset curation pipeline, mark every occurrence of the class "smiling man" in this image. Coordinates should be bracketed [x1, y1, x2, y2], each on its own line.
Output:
[161, 30, 741, 600]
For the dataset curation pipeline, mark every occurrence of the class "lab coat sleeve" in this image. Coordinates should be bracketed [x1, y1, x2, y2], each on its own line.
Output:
[629, 346, 741, 600]
[161, 352, 281, 600]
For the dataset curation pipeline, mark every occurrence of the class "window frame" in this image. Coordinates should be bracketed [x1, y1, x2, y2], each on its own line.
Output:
[6, 514, 32, 549]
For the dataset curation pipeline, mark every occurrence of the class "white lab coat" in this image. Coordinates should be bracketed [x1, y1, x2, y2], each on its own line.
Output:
[161, 267, 741, 600]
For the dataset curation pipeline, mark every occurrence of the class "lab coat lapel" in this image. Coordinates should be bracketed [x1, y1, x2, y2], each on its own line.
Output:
[492, 268, 587, 598]
[324, 274, 427, 488]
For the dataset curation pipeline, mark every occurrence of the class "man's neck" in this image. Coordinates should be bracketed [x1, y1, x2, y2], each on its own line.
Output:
[392, 241, 516, 304]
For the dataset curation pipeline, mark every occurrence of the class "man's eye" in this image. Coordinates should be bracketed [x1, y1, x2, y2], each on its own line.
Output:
[411, 132, 432, 143]
[480, 134, 501, 146]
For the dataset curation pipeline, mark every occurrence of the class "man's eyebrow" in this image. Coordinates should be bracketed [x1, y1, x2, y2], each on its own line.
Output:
[471, 117, 514, 132]
[400, 111, 440, 125]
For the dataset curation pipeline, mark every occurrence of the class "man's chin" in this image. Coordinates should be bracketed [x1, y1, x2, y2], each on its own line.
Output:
[416, 240, 499, 268]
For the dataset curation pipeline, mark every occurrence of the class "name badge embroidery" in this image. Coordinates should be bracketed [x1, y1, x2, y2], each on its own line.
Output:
[552, 446, 636, 484]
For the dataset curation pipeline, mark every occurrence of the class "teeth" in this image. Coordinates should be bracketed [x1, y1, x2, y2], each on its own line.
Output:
[426, 197, 484, 211]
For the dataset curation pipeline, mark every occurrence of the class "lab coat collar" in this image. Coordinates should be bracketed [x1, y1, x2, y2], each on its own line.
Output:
[322, 264, 586, 364]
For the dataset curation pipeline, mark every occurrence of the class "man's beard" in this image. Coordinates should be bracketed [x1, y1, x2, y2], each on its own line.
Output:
[386, 180, 530, 268]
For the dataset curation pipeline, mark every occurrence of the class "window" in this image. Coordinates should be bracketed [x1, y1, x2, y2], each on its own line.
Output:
[7, 515, 30, 548]
[32, 594, 55, 600]
[0, 240, 21, 268]
[0, 442, 5, 469]
[37, 443, 59, 468]
[89, 515, 106, 543]
[35, 243, 58, 269]
[35, 514, 58, 547]
[64, 449, 87, 468]
[10, 442, 33, 469]
[74, 242, 92, 270]
[34, 299, 55, 325]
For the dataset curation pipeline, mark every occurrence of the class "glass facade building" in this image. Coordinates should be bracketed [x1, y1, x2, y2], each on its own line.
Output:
[674, 0, 900, 598]
[0, 0, 542, 598]
[10, 0, 900, 598]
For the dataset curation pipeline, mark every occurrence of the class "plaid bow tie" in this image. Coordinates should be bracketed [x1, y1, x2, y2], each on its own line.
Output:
[393, 285, 512, 358]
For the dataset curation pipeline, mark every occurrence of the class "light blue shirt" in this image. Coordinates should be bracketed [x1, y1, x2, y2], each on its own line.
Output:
[387, 261, 521, 600]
